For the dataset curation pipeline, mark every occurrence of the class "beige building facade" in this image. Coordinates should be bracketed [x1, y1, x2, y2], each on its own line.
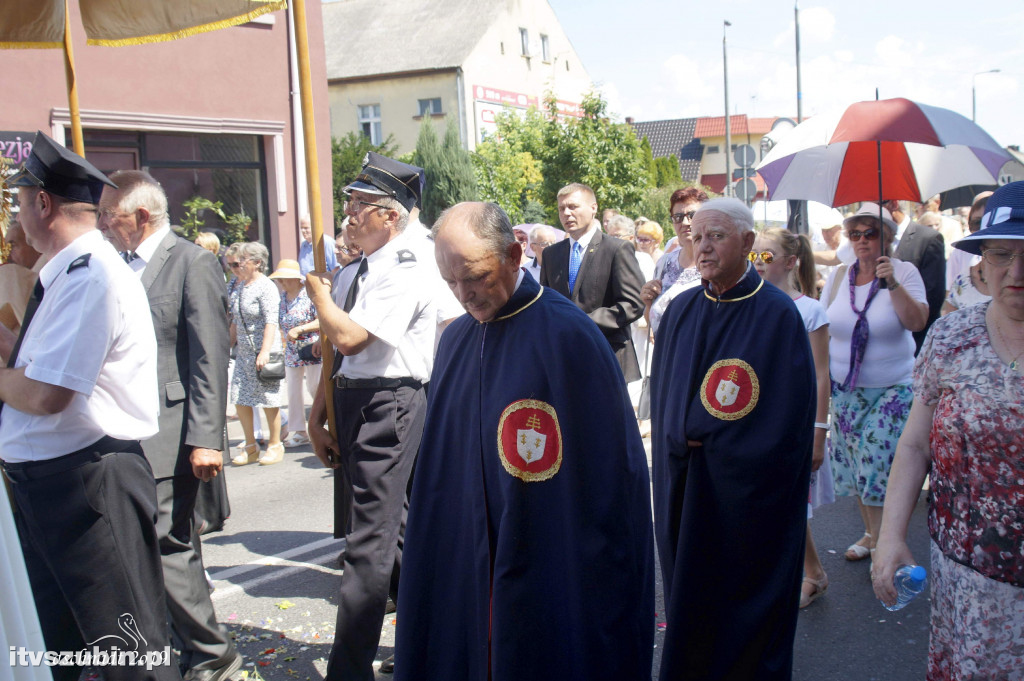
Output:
[323, 0, 592, 155]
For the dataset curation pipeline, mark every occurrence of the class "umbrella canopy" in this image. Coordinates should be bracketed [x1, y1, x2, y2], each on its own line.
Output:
[756, 98, 1012, 208]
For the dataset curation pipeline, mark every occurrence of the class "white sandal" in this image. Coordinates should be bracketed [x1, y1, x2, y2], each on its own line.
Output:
[844, 532, 873, 561]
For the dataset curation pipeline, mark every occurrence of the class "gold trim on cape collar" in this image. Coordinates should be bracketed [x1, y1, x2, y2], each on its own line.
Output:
[483, 287, 544, 323]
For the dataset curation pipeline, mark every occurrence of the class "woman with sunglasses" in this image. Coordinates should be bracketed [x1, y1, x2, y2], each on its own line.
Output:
[873, 181, 1024, 679]
[641, 187, 709, 336]
[820, 203, 928, 565]
[752, 227, 834, 608]
[227, 241, 284, 466]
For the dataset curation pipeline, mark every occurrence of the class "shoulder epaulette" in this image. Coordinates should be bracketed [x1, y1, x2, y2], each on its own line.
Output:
[67, 253, 91, 273]
[396, 249, 417, 263]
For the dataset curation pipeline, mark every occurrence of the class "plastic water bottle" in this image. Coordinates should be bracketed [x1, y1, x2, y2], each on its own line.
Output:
[882, 565, 927, 611]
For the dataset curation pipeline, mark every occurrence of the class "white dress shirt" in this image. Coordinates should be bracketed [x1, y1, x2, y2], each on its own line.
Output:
[0, 230, 159, 462]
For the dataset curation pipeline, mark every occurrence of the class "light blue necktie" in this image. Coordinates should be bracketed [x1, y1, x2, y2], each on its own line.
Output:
[568, 241, 583, 293]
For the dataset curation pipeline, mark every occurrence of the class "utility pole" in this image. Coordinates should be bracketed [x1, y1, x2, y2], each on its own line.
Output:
[723, 20, 732, 197]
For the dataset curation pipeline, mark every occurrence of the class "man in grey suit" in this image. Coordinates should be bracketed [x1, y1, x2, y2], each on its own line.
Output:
[540, 183, 645, 381]
[884, 199, 945, 353]
[99, 171, 240, 681]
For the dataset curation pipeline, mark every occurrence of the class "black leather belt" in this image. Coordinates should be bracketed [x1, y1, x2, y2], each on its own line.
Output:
[334, 376, 422, 390]
[2, 435, 140, 483]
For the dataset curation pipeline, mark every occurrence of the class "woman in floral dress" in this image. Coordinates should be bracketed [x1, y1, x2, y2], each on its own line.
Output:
[820, 204, 928, 563]
[268, 259, 321, 448]
[228, 242, 284, 466]
[874, 181, 1024, 680]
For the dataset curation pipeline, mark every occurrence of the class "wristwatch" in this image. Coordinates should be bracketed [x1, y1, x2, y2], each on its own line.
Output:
[888, 280, 901, 291]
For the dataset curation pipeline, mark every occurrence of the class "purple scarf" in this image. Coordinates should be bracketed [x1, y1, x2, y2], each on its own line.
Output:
[841, 261, 881, 390]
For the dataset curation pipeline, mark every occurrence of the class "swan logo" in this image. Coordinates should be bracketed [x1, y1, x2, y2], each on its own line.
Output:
[86, 613, 148, 651]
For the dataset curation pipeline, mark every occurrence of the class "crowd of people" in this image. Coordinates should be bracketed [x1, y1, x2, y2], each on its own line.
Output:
[0, 131, 1021, 681]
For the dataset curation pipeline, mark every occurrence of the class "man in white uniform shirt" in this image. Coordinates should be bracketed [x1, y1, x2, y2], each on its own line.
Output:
[305, 153, 438, 681]
[0, 132, 174, 681]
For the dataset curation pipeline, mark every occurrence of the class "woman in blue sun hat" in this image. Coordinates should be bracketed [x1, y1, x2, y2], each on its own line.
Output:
[874, 180, 1024, 680]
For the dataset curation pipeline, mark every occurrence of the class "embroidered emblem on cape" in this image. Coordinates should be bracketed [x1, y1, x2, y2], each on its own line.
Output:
[700, 359, 759, 421]
[497, 399, 562, 482]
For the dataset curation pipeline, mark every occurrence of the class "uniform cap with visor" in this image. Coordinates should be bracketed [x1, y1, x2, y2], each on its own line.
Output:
[343, 152, 423, 212]
[7, 131, 116, 205]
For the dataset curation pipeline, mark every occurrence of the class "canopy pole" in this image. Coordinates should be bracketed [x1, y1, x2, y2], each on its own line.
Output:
[63, 0, 85, 155]
[291, 0, 337, 440]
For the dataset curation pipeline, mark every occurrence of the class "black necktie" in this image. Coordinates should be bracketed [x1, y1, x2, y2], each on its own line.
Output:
[1, 279, 45, 417]
[7, 279, 44, 370]
[332, 258, 368, 377]
[343, 257, 368, 312]
[122, 250, 139, 264]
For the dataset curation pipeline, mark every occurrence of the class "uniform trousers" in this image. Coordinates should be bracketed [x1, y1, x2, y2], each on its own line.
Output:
[155, 473, 236, 673]
[325, 384, 426, 681]
[5, 440, 179, 681]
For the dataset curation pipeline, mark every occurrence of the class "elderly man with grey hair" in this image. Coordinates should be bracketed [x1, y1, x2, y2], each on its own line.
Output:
[394, 201, 654, 681]
[306, 153, 440, 681]
[524, 224, 557, 281]
[98, 170, 238, 681]
[650, 197, 816, 681]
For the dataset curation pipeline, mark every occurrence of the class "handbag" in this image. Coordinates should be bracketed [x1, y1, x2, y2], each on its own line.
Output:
[242, 309, 285, 383]
[257, 349, 285, 382]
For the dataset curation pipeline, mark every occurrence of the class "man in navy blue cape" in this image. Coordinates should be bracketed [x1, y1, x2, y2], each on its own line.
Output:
[651, 198, 814, 681]
[395, 202, 654, 681]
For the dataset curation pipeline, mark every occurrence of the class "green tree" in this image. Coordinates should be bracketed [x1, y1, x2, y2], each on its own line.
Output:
[331, 132, 399, 230]
[538, 92, 652, 220]
[413, 120, 478, 226]
[654, 155, 683, 188]
[639, 136, 658, 187]
[473, 141, 543, 224]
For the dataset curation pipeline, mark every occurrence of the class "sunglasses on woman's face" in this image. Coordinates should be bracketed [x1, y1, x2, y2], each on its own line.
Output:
[847, 228, 880, 241]
[747, 251, 775, 264]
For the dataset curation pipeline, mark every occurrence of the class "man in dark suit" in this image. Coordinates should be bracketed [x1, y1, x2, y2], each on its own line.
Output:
[99, 170, 239, 681]
[540, 183, 645, 381]
[884, 200, 945, 352]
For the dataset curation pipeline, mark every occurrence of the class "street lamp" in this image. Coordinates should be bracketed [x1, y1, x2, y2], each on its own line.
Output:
[723, 20, 732, 197]
[972, 68, 1000, 122]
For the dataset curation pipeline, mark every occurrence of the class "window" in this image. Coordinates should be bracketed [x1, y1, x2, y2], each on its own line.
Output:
[519, 27, 529, 56]
[541, 34, 550, 62]
[707, 145, 720, 154]
[84, 129, 269, 248]
[358, 104, 382, 145]
[418, 98, 443, 116]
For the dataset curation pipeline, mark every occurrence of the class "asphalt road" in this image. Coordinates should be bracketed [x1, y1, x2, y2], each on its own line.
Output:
[202, 412, 931, 680]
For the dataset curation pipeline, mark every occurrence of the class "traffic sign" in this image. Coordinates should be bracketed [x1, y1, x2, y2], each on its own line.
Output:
[734, 144, 757, 168]
[734, 178, 757, 201]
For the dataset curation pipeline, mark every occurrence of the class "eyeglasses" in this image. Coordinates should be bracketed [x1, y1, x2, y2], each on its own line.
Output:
[530, 242, 553, 249]
[980, 246, 1024, 267]
[847, 228, 880, 241]
[228, 260, 248, 269]
[344, 199, 389, 213]
[636, 236, 656, 245]
[747, 251, 776, 264]
[671, 211, 697, 224]
[99, 208, 131, 220]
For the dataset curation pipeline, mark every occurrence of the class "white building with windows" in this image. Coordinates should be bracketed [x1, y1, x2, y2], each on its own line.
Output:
[322, 0, 592, 154]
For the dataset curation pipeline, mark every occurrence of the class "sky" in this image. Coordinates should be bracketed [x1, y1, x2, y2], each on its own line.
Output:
[547, 0, 1023, 149]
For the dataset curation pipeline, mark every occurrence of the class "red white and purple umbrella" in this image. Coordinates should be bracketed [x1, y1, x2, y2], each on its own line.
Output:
[756, 98, 1012, 208]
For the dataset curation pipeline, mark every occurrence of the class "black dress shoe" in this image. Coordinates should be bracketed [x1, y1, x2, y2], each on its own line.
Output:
[379, 655, 394, 674]
[183, 654, 243, 681]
